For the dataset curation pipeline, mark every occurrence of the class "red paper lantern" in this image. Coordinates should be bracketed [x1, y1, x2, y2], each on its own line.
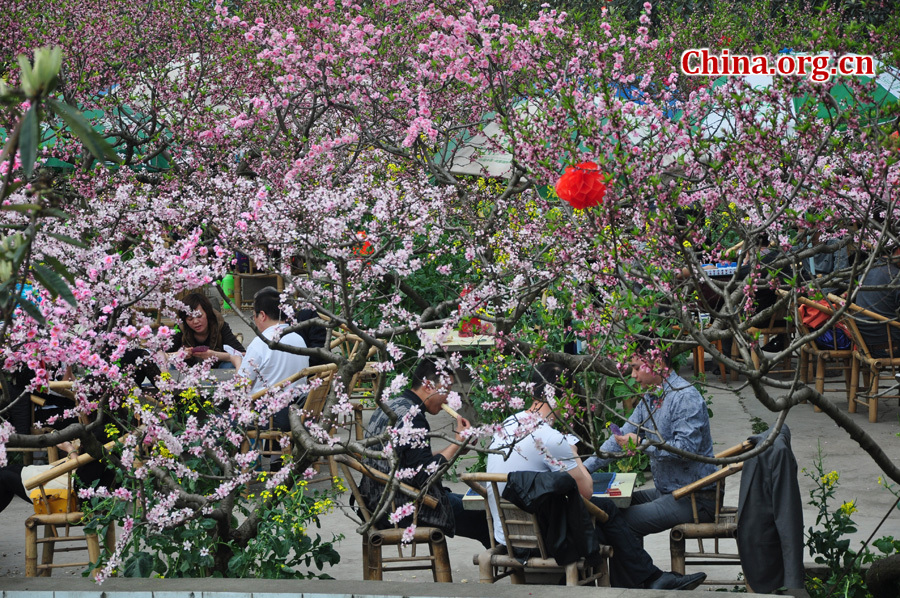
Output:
[555, 161, 607, 210]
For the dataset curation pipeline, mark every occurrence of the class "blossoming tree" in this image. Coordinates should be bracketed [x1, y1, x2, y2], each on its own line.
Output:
[1, 0, 898, 580]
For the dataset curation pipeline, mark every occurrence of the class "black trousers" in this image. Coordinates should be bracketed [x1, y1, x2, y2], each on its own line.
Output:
[590, 497, 661, 588]
[0, 465, 28, 513]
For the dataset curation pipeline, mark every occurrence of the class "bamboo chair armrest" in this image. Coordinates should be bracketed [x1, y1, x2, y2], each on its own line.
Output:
[775, 288, 837, 316]
[672, 463, 743, 501]
[250, 363, 337, 401]
[333, 454, 438, 509]
[461, 478, 488, 499]
[24, 437, 124, 491]
[715, 440, 755, 459]
[581, 496, 609, 523]
[828, 293, 900, 330]
[460, 472, 508, 483]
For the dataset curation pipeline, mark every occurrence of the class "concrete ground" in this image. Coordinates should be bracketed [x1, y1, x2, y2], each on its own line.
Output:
[2, 307, 898, 592]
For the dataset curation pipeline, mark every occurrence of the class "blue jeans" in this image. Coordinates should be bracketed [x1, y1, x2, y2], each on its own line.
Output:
[446, 492, 492, 548]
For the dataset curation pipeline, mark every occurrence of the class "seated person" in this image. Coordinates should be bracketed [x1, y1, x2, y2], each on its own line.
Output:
[0, 440, 114, 514]
[584, 340, 718, 539]
[360, 358, 491, 548]
[234, 288, 309, 430]
[170, 293, 245, 367]
[853, 245, 900, 357]
[487, 362, 705, 590]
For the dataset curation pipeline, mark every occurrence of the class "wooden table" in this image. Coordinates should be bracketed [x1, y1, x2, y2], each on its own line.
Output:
[462, 472, 637, 509]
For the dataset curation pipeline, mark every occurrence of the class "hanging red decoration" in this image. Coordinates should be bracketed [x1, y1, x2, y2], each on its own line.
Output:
[555, 161, 607, 210]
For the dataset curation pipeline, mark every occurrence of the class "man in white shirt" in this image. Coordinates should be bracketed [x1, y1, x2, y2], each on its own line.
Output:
[233, 288, 309, 429]
[486, 362, 705, 590]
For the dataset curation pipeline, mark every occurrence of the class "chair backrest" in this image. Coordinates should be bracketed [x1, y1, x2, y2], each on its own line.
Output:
[827, 293, 900, 360]
[331, 454, 439, 527]
[330, 329, 378, 362]
[249, 363, 338, 401]
[247, 363, 337, 436]
[23, 441, 114, 516]
[673, 440, 755, 523]
[459, 472, 544, 555]
[23, 436, 121, 496]
[460, 472, 608, 556]
[299, 367, 336, 424]
[25, 460, 78, 516]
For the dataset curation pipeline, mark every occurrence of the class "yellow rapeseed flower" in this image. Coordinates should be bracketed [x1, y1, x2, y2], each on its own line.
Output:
[821, 471, 839, 488]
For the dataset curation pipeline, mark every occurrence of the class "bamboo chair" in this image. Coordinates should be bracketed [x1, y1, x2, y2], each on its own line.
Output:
[331, 454, 453, 582]
[241, 364, 337, 469]
[827, 293, 900, 422]
[329, 331, 382, 439]
[670, 440, 755, 586]
[731, 305, 798, 381]
[23, 445, 117, 578]
[789, 295, 854, 407]
[460, 472, 612, 586]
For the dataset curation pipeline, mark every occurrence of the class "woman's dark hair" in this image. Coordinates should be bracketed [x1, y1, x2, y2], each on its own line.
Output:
[179, 292, 221, 349]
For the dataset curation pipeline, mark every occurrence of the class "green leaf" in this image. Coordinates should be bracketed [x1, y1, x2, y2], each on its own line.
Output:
[40, 208, 72, 220]
[123, 551, 154, 577]
[46, 98, 120, 165]
[19, 105, 38, 179]
[32, 263, 76, 306]
[0, 203, 42, 213]
[227, 554, 244, 574]
[39, 255, 75, 284]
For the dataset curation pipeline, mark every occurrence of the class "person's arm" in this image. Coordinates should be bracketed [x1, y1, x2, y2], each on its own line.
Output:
[583, 407, 644, 472]
[437, 416, 470, 461]
[219, 322, 246, 353]
[169, 331, 184, 351]
[192, 346, 239, 365]
[566, 446, 594, 500]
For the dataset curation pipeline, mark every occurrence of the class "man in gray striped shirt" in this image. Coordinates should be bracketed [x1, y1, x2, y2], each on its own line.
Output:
[584, 341, 717, 539]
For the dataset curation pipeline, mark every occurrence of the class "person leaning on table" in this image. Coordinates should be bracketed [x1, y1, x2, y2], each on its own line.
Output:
[584, 338, 718, 539]
[169, 292, 245, 368]
[486, 362, 706, 590]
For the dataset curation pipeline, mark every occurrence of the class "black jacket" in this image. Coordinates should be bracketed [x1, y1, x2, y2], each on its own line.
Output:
[737, 426, 805, 593]
[503, 470, 599, 565]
